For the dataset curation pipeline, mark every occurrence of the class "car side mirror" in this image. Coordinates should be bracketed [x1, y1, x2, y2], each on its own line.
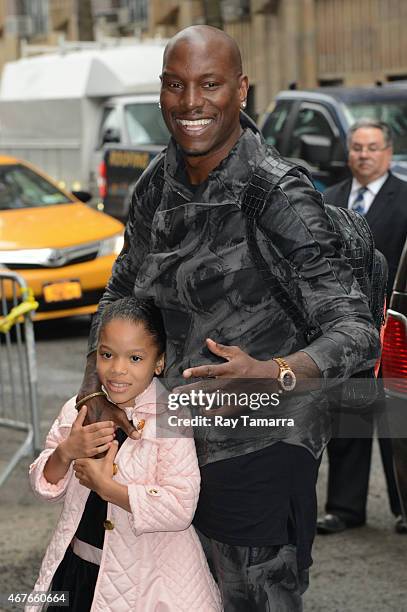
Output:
[299, 134, 333, 165]
[72, 190, 92, 203]
[102, 127, 121, 145]
[330, 138, 347, 165]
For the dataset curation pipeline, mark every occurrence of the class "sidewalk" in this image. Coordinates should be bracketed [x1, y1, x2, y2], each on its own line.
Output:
[0, 322, 406, 611]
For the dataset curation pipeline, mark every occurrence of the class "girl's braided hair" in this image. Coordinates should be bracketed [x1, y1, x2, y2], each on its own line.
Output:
[98, 297, 166, 355]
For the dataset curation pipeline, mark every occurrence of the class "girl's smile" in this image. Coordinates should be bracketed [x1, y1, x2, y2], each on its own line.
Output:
[97, 319, 164, 407]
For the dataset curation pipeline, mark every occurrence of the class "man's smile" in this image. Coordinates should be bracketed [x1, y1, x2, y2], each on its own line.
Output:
[175, 118, 214, 134]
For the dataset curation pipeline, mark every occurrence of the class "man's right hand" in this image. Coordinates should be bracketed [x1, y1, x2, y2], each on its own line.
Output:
[77, 351, 141, 440]
[60, 406, 116, 461]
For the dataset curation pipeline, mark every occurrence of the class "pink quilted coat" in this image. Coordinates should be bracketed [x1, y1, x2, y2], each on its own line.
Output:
[27, 380, 221, 612]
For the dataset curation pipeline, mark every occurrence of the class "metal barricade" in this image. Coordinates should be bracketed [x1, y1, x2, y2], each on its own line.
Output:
[0, 271, 40, 486]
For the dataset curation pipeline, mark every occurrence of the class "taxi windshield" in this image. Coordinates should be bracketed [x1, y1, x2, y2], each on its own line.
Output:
[344, 101, 407, 160]
[0, 164, 73, 210]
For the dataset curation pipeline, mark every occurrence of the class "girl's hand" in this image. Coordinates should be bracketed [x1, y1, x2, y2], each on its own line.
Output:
[60, 406, 116, 462]
[73, 440, 119, 494]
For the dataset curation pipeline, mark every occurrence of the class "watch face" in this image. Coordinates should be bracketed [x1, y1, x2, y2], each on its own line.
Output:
[281, 369, 296, 392]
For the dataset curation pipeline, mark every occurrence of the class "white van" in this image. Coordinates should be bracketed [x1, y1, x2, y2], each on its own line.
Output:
[0, 43, 169, 200]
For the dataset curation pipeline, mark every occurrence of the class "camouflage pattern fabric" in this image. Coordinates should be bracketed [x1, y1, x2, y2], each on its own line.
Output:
[197, 530, 308, 612]
[89, 127, 379, 465]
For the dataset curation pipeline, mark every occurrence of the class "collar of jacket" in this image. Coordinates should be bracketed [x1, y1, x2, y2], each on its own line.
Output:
[101, 378, 168, 424]
[163, 126, 267, 204]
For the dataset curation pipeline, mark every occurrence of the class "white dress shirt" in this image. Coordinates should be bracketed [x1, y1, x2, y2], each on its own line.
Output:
[347, 173, 389, 215]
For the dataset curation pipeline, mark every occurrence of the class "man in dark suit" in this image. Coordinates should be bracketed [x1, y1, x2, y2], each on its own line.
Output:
[318, 118, 407, 535]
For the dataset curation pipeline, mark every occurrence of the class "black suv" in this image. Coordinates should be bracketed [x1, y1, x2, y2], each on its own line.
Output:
[259, 86, 407, 191]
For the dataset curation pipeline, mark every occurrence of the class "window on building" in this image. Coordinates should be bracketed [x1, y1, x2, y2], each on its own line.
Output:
[318, 78, 344, 87]
[387, 74, 407, 82]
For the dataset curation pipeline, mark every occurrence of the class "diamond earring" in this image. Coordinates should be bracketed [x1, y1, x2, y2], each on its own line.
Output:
[241, 100, 247, 109]
[158, 102, 161, 109]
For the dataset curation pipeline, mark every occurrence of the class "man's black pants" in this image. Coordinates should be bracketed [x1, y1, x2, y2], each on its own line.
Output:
[326, 382, 402, 524]
[197, 530, 308, 611]
[326, 435, 401, 523]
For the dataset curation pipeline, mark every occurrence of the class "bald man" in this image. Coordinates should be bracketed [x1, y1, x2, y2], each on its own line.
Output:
[78, 26, 379, 611]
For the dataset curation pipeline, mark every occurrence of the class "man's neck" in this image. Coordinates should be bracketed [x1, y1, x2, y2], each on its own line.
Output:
[183, 127, 243, 185]
[354, 171, 389, 189]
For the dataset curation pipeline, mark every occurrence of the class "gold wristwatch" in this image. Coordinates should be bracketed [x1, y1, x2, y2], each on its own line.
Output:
[273, 357, 297, 392]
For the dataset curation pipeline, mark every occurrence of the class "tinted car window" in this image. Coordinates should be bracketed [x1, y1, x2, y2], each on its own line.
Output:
[261, 102, 291, 150]
[124, 103, 170, 145]
[287, 106, 334, 158]
[344, 101, 407, 161]
[0, 165, 72, 210]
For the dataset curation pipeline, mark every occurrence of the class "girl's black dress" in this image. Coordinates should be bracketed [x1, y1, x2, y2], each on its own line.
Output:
[47, 429, 127, 612]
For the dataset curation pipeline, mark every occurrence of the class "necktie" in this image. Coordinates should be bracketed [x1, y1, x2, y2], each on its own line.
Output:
[351, 186, 368, 215]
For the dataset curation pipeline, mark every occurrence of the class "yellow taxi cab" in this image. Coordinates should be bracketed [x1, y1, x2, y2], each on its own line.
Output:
[0, 155, 124, 321]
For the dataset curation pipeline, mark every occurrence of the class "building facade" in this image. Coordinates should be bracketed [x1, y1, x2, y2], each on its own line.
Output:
[0, 0, 148, 72]
[148, 0, 407, 118]
[1, 0, 407, 118]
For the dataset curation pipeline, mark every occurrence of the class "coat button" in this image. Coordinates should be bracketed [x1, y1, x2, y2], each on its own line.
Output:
[103, 519, 115, 530]
[147, 488, 160, 496]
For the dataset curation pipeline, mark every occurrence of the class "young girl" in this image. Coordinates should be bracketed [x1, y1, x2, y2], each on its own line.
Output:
[27, 297, 221, 612]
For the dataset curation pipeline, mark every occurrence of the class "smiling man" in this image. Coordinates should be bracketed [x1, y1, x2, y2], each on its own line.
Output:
[80, 26, 380, 611]
[159, 28, 248, 182]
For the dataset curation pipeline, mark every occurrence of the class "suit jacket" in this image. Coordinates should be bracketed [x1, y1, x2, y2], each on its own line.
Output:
[324, 172, 407, 297]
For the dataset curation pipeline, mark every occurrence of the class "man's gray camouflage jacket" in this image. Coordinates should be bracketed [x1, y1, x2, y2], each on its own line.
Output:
[89, 126, 380, 465]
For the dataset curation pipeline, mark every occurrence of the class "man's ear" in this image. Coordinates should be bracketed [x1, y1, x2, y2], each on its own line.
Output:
[155, 353, 165, 375]
[239, 74, 249, 104]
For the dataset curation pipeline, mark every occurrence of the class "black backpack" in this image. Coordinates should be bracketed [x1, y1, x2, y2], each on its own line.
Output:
[148, 150, 387, 407]
[241, 153, 388, 408]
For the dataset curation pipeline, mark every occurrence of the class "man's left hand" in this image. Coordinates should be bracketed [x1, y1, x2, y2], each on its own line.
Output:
[183, 338, 278, 380]
[178, 339, 279, 417]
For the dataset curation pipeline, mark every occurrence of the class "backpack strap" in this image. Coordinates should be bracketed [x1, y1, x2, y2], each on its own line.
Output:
[132, 153, 166, 238]
[147, 150, 321, 344]
[241, 153, 322, 344]
[149, 154, 166, 194]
